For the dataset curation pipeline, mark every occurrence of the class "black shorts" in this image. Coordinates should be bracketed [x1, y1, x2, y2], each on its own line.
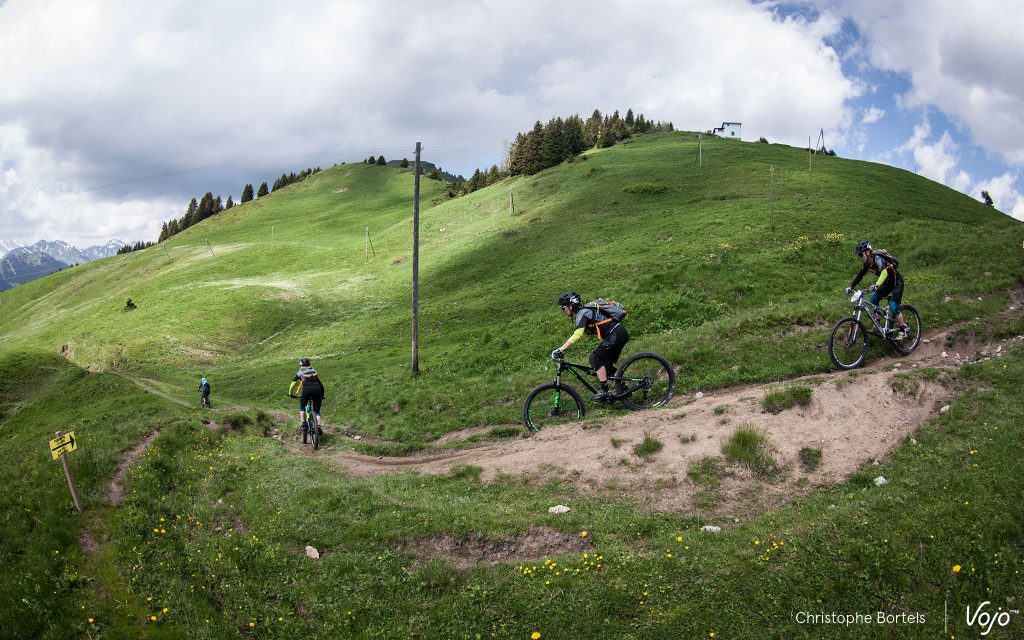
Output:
[590, 323, 629, 371]
[299, 387, 324, 413]
[876, 275, 904, 307]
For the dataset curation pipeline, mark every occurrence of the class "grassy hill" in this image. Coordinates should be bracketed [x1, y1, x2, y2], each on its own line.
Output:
[0, 133, 1020, 441]
[1, 133, 1023, 639]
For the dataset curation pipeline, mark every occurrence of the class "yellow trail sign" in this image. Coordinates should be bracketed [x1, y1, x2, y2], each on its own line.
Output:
[50, 431, 78, 460]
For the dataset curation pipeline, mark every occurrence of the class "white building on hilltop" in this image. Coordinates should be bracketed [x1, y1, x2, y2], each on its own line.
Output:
[712, 122, 742, 139]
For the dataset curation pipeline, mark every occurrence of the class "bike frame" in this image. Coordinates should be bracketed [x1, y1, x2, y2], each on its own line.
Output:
[849, 290, 896, 338]
[550, 359, 643, 400]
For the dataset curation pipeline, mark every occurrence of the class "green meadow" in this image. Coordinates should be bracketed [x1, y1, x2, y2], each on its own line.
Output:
[1, 132, 1022, 638]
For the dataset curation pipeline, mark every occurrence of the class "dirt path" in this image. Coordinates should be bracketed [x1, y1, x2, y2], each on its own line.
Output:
[104, 430, 161, 504]
[292, 314, 1022, 514]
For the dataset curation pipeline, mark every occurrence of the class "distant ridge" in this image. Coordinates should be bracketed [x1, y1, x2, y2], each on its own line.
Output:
[0, 238, 124, 290]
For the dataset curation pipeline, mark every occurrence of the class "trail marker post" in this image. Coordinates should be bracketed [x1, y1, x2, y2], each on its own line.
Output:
[50, 431, 82, 513]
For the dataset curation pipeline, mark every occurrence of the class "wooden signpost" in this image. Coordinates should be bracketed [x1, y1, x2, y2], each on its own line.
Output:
[50, 431, 82, 513]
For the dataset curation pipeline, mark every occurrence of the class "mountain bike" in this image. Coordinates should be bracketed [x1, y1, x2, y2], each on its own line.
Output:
[828, 289, 921, 370]
[523, 351, 676, 433]
[289, 396, 321, 450]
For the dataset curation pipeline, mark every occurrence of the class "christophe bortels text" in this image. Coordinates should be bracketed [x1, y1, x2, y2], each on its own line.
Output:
[793, 611, 926, 626]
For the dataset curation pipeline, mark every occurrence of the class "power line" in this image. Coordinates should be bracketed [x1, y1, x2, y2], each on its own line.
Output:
[79, 147, 418, 192]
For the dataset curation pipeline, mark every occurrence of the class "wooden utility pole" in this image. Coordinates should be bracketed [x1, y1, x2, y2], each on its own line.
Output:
[412, 142, 421, 374]
[808, 137, 813, 172]
[770, 166, 776, 232]
[509, 186, 514, 216]
[697, 133, 703, 166]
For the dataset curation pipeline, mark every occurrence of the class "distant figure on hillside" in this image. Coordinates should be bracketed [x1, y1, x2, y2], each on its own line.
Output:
[124, 298, 137, 311]
[552, 291, 630, 402]
[198, 376, 211, 408]
[288, 358, 325, 435]
[846, 240, 910, 340]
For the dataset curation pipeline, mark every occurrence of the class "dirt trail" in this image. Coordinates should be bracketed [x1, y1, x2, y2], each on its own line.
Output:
[299, 315, 1022, 514]
[105, 430, 161, 504]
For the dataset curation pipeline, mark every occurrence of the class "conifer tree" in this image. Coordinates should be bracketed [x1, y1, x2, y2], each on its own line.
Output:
[377, 155, 386, 165]
[225, 195, 234, 210]
[524, 121, 546, 175]
[584, 109, 602, 148]
[400, 158, 409, 168]
[241, 183, 254, 203]
[257, 182, 269, 197]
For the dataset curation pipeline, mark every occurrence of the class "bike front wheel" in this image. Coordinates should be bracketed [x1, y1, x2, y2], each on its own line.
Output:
[523, 383, 585, 433]
[617, 352, 676, 410]
[828, 317, 868, 370]
[891, 304, 922, 355]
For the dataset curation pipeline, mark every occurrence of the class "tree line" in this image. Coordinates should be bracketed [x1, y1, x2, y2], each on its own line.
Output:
[158, 166, 321, 243]
[117, 240, 156, 254]
[454, 108, 673, 196]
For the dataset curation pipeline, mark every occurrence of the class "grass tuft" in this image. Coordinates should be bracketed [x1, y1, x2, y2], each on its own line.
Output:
[633, 433, 663, 459]
[798, 447, 823, 472]
[723, 426, 782, 479]
[761, 385, 813, 414]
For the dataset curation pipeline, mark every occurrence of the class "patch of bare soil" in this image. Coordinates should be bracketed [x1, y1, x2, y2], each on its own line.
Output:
[79, 530, 101, 555]
[334, 187, 349, 193]
[306, 322, 1023, 516]
[402, 527, 591, 569]
[105, 431, 160, 504]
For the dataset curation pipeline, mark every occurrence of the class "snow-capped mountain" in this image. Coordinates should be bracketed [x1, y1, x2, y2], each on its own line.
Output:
[25, 240, 87, 265]
[0, 247, 68, 292]
[0, 238, 22, 258]
[81, 239, 127, 261]
[0, 238, 126, 290]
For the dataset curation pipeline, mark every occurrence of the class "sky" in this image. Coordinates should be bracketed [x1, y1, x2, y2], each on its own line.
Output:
[1, 0, 1023, 249]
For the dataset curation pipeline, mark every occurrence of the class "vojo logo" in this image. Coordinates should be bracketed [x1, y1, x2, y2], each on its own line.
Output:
[965, 601, 1019, 636]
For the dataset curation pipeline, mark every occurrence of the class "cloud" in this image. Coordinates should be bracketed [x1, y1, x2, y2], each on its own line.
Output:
[861, 106, 884, 124]
[0, 0, 860, 246]
[977, 172, 1024, 220]
[817, 0, 1024, 167]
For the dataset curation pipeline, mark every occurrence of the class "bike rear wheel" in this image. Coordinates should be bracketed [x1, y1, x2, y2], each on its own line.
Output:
[828, 317, 868, 370]
[891, 304, 922, 355]
[311, 421, 320, 450]
[617, 352, 676, 410]
[523, 383, 585, 433]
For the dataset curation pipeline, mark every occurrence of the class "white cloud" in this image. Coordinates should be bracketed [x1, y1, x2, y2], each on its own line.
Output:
[816, 0, 1024, 167]
[0, 0, 860, 245]
[977, 172, 1024, 220]
[861, 106, 885, 124]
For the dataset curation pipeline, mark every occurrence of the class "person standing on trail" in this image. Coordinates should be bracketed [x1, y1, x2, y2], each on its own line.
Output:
[846, 240, 910, 339]
[288, 358, 325, 434]
[198, 376, 211, 408]
[552, 291, 630, 402]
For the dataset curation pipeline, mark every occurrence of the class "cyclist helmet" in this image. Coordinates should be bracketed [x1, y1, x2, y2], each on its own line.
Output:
[855, 240, 873, 256]
[299, 358, 310, 366]
[556, 291, 581, 309]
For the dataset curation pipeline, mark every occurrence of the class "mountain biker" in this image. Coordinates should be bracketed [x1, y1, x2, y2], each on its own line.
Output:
[552, 291, 630, 402]
[288, 358, 325, 434]
[197, 376, 211, 408]
[846, 240, 909, 339]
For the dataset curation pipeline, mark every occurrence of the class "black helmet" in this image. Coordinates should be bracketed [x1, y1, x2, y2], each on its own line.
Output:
[557, 291, 581, 309]
[299, 358, 310, 366]
[855, 240, 873, 256]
